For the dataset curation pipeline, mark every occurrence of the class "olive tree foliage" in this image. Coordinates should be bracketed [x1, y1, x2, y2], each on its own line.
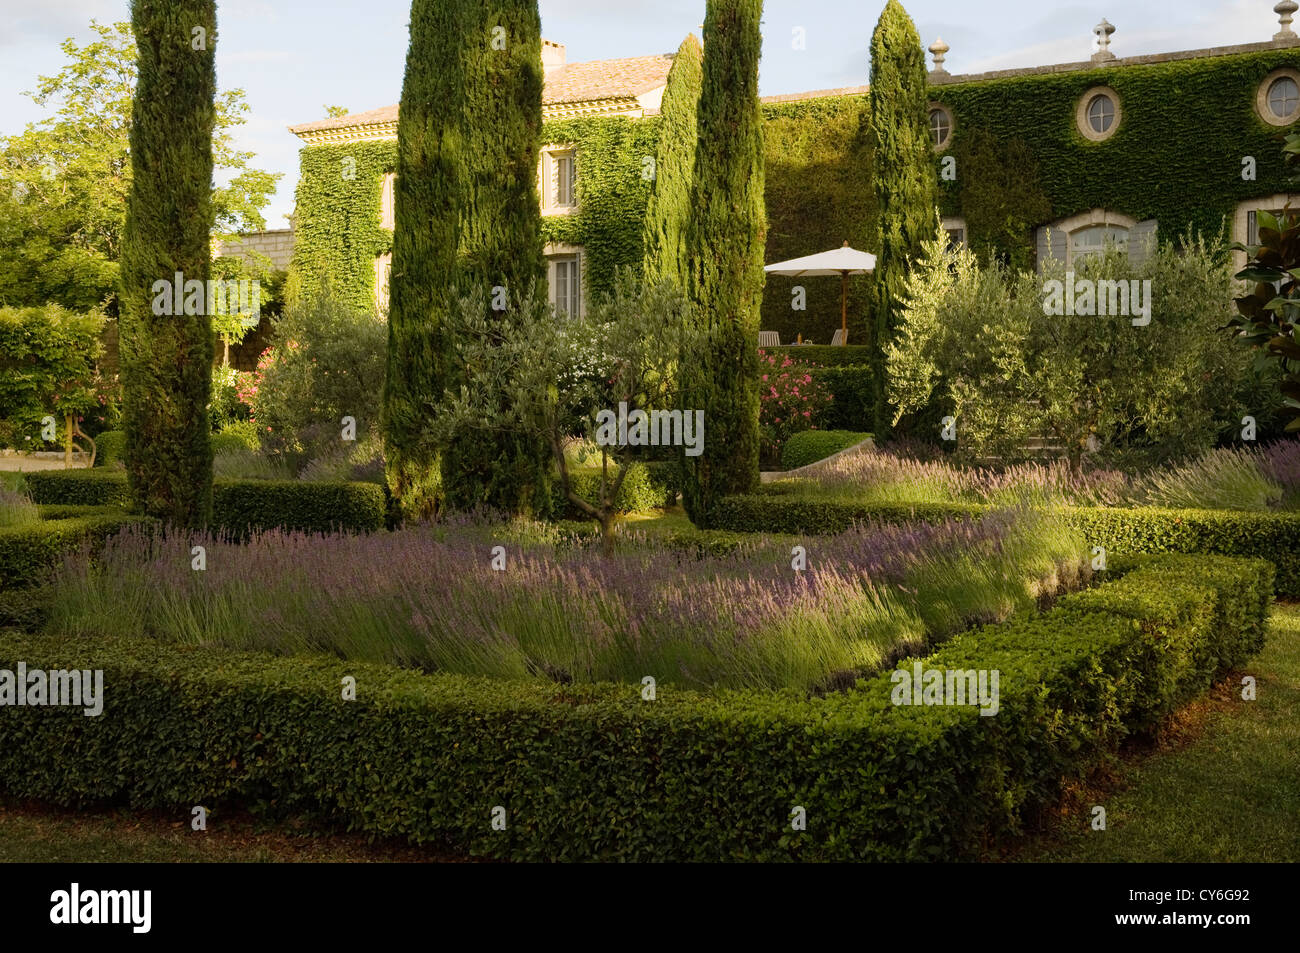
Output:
[887, 218, 1274, 469]
[428, 274, 705, 550]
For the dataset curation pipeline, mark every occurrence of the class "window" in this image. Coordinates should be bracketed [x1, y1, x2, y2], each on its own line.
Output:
[555, 153, 575, 207]
[928, 104, 953, 151]
[1069, 224, 1129, 262]
[540, 147, 577, 213]
[1086, 96, 1114, 134]
[380, 173, 396, 230]
[941, 216, 966, 249]
[1258, 69, 1300, 126]
[1076, 87, 1121, 142]
[1268, 77, 1299, 120]
[375, 253, 392, 314]
[549, 254, 581, 317]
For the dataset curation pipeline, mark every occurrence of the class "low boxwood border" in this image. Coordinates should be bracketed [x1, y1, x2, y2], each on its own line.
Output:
[712, 493, 1300, 596]
[0, 553, 1270, 861]
[24, 470, 385, 535]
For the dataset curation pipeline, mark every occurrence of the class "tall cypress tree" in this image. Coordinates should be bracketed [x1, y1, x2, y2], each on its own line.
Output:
[440, 0, 548, 516]
[642, 33, 703, 289]
[680, 0, 766, 526]
[383, 0, 467, 518]
[868, 0, 938, 436]
[119, 0, 216, 527]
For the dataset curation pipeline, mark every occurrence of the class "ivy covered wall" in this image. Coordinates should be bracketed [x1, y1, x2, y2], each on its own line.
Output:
[288, 48, 1298, 341]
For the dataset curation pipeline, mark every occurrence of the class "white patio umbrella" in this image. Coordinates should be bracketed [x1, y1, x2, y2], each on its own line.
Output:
[763, 241, 876, 344]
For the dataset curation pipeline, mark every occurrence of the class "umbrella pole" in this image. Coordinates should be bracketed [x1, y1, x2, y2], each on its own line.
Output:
[840, 272, 848, 344]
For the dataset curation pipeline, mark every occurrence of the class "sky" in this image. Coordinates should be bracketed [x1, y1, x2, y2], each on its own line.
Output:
[0, 0, 1289, 228]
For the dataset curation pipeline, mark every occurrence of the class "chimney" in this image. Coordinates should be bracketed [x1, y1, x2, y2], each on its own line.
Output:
[542, 38, 566, 77]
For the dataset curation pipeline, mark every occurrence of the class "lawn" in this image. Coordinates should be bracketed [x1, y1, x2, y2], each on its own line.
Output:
[1017, 602, 1300, 862]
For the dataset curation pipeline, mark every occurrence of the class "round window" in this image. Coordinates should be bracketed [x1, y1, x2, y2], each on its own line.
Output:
[1268, 77, 1299, 120]
[1087, 95, 1115, 134]
[1076, 87, 1121, 142]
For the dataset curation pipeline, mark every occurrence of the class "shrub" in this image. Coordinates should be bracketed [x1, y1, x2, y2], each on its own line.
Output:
[765, 345, 873, 367]
[757, 350, 833, 466]
[94, 429, 126, 468]
[2, 553, 1269, 861]
[810, 364, 873, 430]
[212, 420, 261, 455]
[1132, 445, 1282, 511]
[23, 469, 384, 535]
[555, 463, 665, 516]
[781, 430, 871, 470]
[209, 364, 253, 432]
[0, 514, 152, 589]
[252, 295, 387, 470]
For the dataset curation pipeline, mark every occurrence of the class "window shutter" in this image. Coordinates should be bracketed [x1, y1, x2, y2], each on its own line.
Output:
[1128, 219, 1158, 265]
[1036, 226, 1067, 272]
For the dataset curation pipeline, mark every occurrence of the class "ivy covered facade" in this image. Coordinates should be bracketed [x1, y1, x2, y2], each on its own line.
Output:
[285, 16, 1300, 346]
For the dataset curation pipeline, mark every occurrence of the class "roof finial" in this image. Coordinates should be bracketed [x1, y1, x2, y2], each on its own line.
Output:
[1092, 18, 1117, 62]
[1276, 1, 1299, 40]
[929, 37, 950, 75]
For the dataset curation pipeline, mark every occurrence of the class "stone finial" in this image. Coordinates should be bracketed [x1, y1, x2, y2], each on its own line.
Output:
[929, 37, 950, 74]
[1277, 1, 1299, 40]
[1092, 18, 1117, 62]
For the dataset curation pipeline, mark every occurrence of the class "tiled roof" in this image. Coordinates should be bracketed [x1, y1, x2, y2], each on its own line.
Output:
[289, 53, 674, 135]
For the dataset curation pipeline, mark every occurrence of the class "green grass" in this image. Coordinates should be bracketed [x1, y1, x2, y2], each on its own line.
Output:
[1017, 601, 1300, 862]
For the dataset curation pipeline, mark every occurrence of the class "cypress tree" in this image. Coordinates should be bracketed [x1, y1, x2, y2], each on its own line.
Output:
[118, 0, 216, 527]
[439, 0, 548, 515]
[641, 33, 703, 289]
[383, 0, 467, 518]
[680, 0, 766, 526]
[868, 0, 938, 436]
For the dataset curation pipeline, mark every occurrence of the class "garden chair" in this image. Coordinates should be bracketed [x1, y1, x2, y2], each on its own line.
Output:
[830, 328, 845, 346]
[758, 331, 780, 347]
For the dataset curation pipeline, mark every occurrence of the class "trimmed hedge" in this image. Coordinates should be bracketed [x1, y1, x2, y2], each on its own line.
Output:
[93, 430, 125, 468]
[780, 430, 871, 471]
[0, 514, 154, 590]
[0, 553, 1269, 861]
[810, 365, 873, 431]
[25, 470, 385, 535]
[554, 463, 668, 518]
[765, 345, 874, 367]
[711, 492, 1300, 596]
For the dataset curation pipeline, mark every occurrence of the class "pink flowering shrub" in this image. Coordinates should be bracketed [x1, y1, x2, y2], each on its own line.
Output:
[757, 349, 833, 467]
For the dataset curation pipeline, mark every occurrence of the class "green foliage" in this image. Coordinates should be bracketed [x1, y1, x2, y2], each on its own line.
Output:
[0, 484, 40, 529]
[431, 275, 702, 545]
[22, 469, 384, 535]
[757, 349, 834, 465]
[764, 344, 873, 366]
[681, 0, 767, 525]
[781, 430, 871, 470]
[887, 226, 1273, 467]
[439, 0, 548, 518]
[93, 429, 125, 467]
[0, 553, 1268, 860]
[811, 364, 874, 431]
[1133, 446, 1283, 510]
[212, 420, 260, 454]
[0, 19, 279, 314]
[949, 128, 1053, 270]
[868, 0, 938, 435]
[118, 0, 217, 528]
[255, 294, 386, 470]
[553, 462, 667, 517]
[0, 304, 106, 449]
[0, 514, 152, 589]
[286, 141, 394, 312]
[641, 34, 702, 289]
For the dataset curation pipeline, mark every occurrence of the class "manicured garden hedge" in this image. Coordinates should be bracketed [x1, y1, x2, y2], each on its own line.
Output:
[780, 430, 871, 470]
[0, 514, 154, 590]
[0, 553, 1269, 861]
[765, 345, 874, 367]
[25, 470, 385, 535]
[554, 461, 674, 517]
[93, 430, 125, 467]
[711, 492, 1300, 596]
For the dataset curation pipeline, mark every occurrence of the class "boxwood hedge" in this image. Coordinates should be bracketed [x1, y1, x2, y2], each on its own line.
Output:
[0, 514, 154, 590]
[24, 470, 385, 535]
[712, 493, 1300, 596]
[0, 553, 1270, 861]
[780, 430, 872, 471]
